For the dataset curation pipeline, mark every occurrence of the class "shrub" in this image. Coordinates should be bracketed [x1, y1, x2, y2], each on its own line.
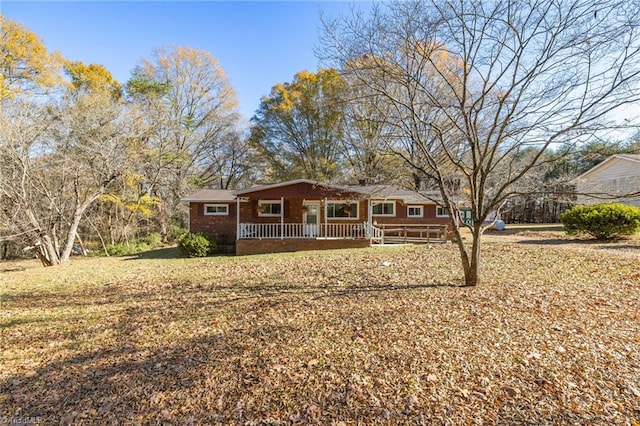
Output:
[142, 232, 163, 248]
[178, 232, 216, 257]
[560, 203, 640, 240]
[168, 223, 189, 243]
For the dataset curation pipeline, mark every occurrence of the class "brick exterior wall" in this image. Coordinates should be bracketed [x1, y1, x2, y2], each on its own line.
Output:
[188, 183, 455, 250]
[189, 202, 238, 245]
[371, 202, 452, 236]
[371, 202, 445, 222]
[236, 238, 370, 256]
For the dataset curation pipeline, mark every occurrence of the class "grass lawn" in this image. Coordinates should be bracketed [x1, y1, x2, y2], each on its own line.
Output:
[1, 238, 639, 424]
[501, 223, 566, 232]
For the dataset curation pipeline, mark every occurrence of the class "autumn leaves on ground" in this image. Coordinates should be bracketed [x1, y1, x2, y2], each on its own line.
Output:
[1, 234, 639, 424]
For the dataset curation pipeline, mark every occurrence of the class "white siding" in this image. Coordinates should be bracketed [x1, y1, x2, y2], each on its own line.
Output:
[575, 157, 640, 207]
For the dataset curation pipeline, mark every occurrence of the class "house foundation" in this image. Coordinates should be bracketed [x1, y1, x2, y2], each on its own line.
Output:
[236, 238, 370, 256]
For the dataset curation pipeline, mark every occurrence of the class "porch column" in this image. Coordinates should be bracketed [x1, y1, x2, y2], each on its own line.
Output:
[367, 197, 372, 240]
[280, 196, 284, 240]
[236, 197, 240, 240]
[324, 197, 328, 238]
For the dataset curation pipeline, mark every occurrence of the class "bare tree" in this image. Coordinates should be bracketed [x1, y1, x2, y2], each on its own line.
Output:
[127, 46, 243, 240]
[322, 0, 640, 286]
[51, 90, 142, 261]
[339, 72, 402, 184]
[200, 123, 256, 189]
[0, 89, 140, 265]
[0, 100, 61, 265]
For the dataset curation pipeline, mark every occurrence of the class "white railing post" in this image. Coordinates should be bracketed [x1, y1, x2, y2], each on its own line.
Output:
[280, 196, 284, 240]
[324, 197, 328, 238]
[367, 198, 372, 240]
[236, 197, 240, 240]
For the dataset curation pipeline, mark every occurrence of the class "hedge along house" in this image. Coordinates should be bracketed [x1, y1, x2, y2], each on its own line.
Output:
[183, 179, 451, 255]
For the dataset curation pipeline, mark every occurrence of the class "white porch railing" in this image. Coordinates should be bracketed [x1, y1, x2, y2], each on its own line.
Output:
[369, 225, 384, 243]
[239, 222, 369, 240]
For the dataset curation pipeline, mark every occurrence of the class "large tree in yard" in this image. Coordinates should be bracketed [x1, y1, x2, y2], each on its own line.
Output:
[250, 69, 347, 182]
[127, 46, 243, 240]
[0, 15, 137, 265]
[0, 14, 62, 98]
[0, 62, 139, 265]
[322, 0, 640, 286]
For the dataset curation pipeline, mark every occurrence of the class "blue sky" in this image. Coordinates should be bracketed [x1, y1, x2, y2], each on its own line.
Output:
[1, 1, 369, 120]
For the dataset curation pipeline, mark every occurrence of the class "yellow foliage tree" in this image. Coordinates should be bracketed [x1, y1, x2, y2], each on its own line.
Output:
[0, 14, 63, 98]
[64, 60, 122, 98]
[250, 68, 348, 182]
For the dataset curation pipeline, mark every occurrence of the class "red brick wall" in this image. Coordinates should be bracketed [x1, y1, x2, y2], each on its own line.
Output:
[189, 197, 454, 246]
[236, 238, 370, 256]
[189, 202, 238, 244]
[239, 198, 365, 225]
[370, 201, 451, 232]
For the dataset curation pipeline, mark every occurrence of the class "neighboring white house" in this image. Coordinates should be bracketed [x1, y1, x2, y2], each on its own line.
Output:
[573, 154, 640, 207]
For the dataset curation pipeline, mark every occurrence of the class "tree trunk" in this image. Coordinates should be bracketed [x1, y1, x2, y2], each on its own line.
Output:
[75, 232, 88, 256]
[60, 196, 98, 262]
[158, 204, 170, 243]
[448, 215, 479, 287]
[39, 233, 61, 266]
[451, 218, 481, 287]
[463, 227, 482, 287]
[51, 224, 61, 258]
[24, 209, 60, 266]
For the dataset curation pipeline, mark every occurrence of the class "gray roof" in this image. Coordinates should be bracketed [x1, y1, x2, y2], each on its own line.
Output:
[181, 189, 237, 202]
[183, 180, 441, 204]
[348, 184, 440, 203]
[234, 179, 337, 195]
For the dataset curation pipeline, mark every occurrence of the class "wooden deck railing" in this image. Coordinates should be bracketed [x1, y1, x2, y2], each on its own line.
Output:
[374, 223, 447, 244]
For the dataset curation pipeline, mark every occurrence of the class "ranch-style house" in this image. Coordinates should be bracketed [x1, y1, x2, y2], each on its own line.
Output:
[183, 179, 453, 255]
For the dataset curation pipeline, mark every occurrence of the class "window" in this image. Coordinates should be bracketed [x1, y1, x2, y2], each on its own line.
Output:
[407, 205, 423, 218]
[204, 204, 229, 216]
[372, 201, 396, 216]
[436, 207, 449, 217]
[327, 201, 358, 219]
[258, 200, 282, 216]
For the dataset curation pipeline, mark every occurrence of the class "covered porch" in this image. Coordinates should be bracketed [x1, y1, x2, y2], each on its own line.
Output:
[231, 181, 377, 255]
[234, 197, 380, 255]
[233, 181, 376, 234]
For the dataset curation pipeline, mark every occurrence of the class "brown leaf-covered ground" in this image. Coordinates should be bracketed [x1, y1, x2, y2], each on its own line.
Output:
[1, 233, 639, 425]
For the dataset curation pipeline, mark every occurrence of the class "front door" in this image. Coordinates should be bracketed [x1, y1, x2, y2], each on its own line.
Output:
[303, 202, 320, 237]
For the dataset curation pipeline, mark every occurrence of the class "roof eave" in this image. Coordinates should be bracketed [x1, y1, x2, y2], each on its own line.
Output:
[181, 197, 239, 203]
[571, 155, 631, 182]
